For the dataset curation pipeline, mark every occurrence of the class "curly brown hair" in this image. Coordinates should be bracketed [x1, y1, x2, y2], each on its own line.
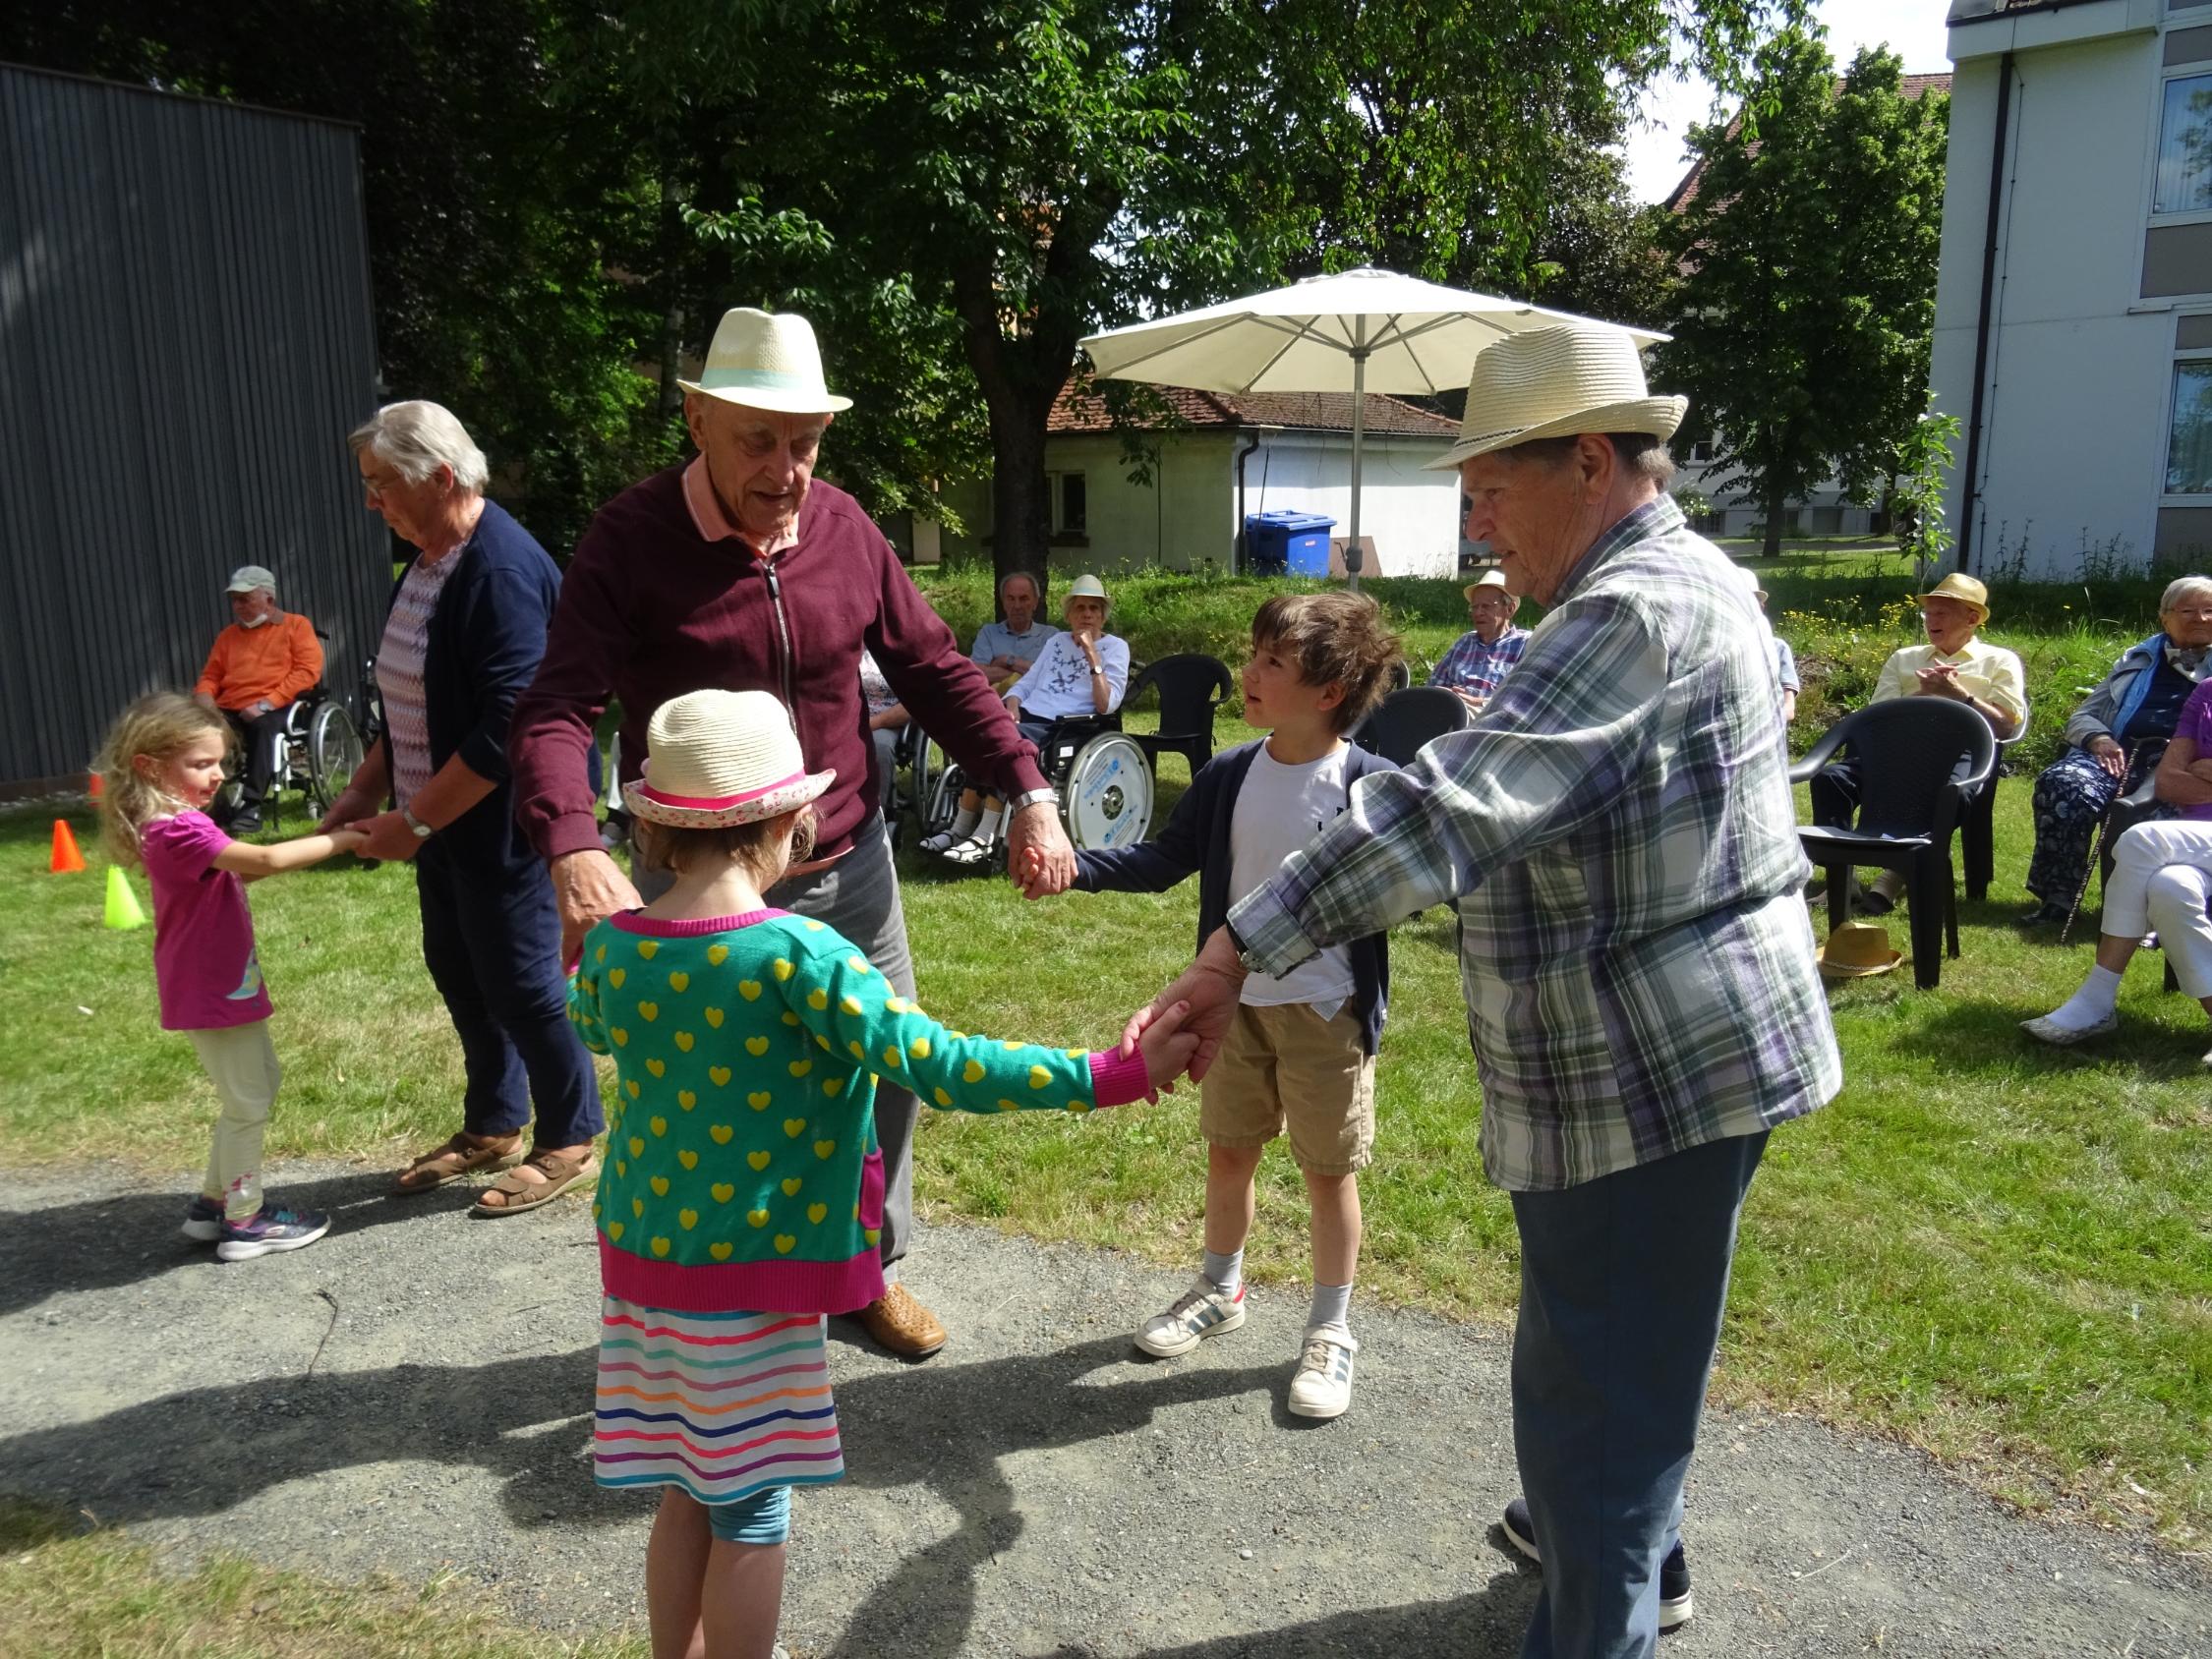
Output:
[1250, 592, 1405, 733]
[631, 806, 817, 884]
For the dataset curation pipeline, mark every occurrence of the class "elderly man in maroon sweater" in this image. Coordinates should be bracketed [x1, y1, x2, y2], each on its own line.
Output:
[509, 308, 1076, 1359]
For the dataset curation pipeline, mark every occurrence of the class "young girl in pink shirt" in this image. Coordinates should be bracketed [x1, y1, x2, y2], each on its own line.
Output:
[95, 693, 366, 1261]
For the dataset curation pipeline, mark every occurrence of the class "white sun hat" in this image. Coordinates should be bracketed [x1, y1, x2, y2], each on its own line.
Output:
[1426, 326, 1686, 472]
[677, 307, 854, 415]
[623, 689, 836, 829]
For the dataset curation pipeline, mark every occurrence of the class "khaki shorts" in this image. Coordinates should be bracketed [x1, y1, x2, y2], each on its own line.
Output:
[1199, 1001, 1375, 1175]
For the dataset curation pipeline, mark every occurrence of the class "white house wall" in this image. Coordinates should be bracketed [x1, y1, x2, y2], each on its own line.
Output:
[1243, 431, 1462, 577]
[1933, 26, 2177, 577]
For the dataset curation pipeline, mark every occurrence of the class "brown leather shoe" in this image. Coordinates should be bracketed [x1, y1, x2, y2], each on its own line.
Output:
[854, 1284, 947, 1360]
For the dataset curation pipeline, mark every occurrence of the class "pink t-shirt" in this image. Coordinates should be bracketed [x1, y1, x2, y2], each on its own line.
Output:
[2183, 680, 2212, 823]
[139, 811, 272, 1031]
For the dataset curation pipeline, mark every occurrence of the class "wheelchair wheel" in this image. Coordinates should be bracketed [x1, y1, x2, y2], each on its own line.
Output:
[306, 700, 366, 811]
[1061, 732, 1153, 850]
[923, 756, 965, 840]
[906, 734, 946, 831]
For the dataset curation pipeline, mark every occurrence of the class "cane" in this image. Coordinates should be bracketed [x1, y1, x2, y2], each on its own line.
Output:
[2061, 739, 2154, 947]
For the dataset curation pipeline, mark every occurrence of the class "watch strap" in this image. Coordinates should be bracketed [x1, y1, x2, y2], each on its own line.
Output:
[1006, 786, 1058, 816]
[401, 806, 434, 838]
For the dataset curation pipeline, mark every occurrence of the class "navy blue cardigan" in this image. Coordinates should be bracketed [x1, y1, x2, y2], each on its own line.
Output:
[378, 500, 562, 875]
[1073, 739, 1396, 1056]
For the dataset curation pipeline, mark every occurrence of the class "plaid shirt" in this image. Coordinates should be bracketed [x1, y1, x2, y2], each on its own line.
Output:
[1427, 624, 1531, 701]
[1231, 496, 1839, 1191]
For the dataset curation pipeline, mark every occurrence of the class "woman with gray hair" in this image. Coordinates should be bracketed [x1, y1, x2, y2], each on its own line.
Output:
[2020, 574, 2212, 924]
[319, 400, 603, 1211]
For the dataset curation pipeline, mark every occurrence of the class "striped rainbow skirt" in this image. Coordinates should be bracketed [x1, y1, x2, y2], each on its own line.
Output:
[593, 1296, 845, 1504]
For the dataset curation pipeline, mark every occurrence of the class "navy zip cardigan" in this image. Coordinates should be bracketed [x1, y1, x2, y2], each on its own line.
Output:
[376, 500, 563, 877]
[1072, 738, 1396, 1056]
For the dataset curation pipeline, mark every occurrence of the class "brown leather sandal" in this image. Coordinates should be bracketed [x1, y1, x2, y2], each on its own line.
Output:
[395, 1130, 525, 1194]
[472, 1146, 601, 1216]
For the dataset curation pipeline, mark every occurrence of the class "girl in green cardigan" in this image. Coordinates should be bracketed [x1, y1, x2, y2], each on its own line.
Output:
[572, 688, 1194, 1659]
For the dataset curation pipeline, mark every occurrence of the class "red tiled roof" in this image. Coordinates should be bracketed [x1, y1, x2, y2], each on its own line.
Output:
[1662, 73, 1950, 215]
[1048, 383, 1457, 435]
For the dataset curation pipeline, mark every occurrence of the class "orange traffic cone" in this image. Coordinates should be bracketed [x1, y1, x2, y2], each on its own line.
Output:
[49, 819, 87, 874]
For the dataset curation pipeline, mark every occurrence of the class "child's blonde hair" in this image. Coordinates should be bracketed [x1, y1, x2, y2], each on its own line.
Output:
[94, 693, 231, 866]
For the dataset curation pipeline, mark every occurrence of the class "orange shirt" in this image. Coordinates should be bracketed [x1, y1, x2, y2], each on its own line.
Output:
[194, 612, 323, 711]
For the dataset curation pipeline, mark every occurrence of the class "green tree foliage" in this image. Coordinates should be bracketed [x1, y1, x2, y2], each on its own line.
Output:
[1655, 29, 1950, 559]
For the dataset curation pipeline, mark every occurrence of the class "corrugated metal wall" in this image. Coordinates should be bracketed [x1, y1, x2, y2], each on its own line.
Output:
[0, 63, 387, 790]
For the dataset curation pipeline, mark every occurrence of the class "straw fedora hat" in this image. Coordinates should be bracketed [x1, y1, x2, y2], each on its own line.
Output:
[623, 689, 835, 829]
[1463, 567, 1512, 601]
[1426, 326, 1686, 473]
[1917, 571, 1990, 625]
[677, 308, 853, 415]
[1817, 919, 1902, 980]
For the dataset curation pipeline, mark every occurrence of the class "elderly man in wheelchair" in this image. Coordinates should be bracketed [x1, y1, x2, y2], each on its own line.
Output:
[922, 573, 1135, 865]
[194, 564, 329, 832]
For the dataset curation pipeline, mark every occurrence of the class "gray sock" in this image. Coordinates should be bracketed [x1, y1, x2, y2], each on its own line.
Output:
[1308, 1281, 1352, 1332]
[1201, 1248, 1244, 1297]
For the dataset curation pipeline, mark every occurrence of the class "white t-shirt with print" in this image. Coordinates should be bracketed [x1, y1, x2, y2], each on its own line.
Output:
[1009, 631, 1131, 719]
[1230, 743, 1358, 1010]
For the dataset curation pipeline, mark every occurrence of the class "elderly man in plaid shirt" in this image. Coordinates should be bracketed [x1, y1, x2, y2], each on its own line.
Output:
[1427, 566, 1530, 713]
[1130, 327, 1839, 1659]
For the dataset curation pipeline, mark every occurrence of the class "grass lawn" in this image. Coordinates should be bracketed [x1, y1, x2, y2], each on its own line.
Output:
[4, 551, 2207, 1556]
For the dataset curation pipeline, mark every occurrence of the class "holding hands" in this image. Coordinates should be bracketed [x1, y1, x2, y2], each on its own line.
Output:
[1122, 926, 1248, 1084]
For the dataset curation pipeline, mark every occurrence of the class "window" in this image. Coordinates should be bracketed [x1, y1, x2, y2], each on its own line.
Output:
[1690, 439, 1714, 463]
[1050, 471, 1087, 534]
[2156, 74, 2212, 215]
[2167, 361, 2212, 493]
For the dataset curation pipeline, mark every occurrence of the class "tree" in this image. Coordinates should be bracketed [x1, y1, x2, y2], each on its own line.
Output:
[1654, 29, 1950, 559]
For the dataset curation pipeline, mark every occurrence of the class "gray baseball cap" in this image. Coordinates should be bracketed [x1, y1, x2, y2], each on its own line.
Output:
[225, 564, 276, 594]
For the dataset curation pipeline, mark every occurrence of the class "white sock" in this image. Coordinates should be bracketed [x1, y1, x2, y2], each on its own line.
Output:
[948, 806, 978, 838]
[1201, 1248, 1244, 1298]
[971, 806, 1003, 842]
[2045, 964, 2123, 1030]
[1307, 1281, 1352, 1332]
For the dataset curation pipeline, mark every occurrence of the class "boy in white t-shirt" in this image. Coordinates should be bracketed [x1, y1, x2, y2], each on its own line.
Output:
[1037, 593, 1403, 1418]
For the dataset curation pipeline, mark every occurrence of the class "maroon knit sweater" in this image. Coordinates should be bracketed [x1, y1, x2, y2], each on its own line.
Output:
[509, 466, 1047, 862]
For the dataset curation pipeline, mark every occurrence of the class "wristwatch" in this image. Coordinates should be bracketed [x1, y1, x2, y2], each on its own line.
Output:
[400, 806, 435, 839]
[1006, 786, 1058, 816]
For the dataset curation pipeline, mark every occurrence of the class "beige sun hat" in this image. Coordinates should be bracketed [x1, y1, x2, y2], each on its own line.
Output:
[1065, 573, 1110, 613]
[1918, 571, 1991, 625]
[1463, 567, 1512, 601]
[623, 689, 835, 829]
[677, 308, 853, 415]
[1816, 919, 1902, 981]
[1425, 326, 1686, 472]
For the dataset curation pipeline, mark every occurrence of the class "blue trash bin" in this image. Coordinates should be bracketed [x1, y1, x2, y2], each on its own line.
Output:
[1245, 510, 1338, 577]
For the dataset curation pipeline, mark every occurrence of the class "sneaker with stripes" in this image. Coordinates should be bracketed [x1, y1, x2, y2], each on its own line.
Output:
[1287, 1324, 1358, 1419]
[1135, 1278, 1246, 1357]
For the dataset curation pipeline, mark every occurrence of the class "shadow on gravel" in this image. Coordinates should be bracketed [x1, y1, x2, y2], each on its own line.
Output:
[1038, 1568, 1543, 1659]
[0, 1170, 488, 1317]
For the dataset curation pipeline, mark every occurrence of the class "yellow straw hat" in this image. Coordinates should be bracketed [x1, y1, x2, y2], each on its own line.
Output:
[1917, 572, 1990, 625]
[1817, 919, 1902, 981]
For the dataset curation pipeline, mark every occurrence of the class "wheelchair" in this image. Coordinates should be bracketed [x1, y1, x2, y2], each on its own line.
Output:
[904, 654, 1234, 857]
[213, 638, 371, 826]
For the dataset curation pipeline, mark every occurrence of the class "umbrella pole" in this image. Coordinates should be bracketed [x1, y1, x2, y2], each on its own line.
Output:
[1347, 347, 1367, 592]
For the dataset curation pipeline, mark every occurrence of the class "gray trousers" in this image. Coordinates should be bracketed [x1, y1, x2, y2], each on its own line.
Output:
[636, 818, 918, 1279]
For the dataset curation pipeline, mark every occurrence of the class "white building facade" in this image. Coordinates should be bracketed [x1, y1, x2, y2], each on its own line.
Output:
[1934, 0, 2212, 577]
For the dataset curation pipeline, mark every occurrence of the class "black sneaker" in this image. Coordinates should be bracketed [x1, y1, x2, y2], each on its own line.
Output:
[1498, 1497, 1694, 1630]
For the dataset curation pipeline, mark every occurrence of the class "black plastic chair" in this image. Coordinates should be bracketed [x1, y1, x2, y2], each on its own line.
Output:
[1790, 700, 1997, 990]
[1124, 654, 1233, 779]
[1351, 686, 1472, 767]
[1959, 729, 2023, 901]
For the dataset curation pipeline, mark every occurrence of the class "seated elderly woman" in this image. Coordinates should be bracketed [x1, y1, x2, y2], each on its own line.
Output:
[2018, 575, 2212, 925]
[2024, 670, 2212, 1061]
[1809, 572, 2026, 914]
[923, 573, 1130, 865]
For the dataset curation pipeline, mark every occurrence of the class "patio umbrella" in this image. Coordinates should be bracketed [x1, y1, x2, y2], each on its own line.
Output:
[1078, 266, 1667, 586]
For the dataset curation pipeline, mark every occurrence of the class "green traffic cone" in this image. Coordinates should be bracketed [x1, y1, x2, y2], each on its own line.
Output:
[104, 865, 147, 931]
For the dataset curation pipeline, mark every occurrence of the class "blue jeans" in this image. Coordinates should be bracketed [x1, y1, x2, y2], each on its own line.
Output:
[415, 838, 602, 1147]
[1509, 1131, 1769, 1659]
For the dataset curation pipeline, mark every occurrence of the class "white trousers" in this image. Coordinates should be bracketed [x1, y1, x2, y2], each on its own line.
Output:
[189, 1020, 281, 1220]
[2104, 821, 2212, 999]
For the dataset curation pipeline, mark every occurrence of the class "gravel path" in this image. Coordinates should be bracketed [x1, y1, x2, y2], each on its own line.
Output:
[2, 1162, 2206, 1657]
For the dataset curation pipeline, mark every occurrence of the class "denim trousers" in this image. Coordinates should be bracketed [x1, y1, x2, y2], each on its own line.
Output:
[1510, 1130, 1769, 1659]
[416, 838, 602, 1147]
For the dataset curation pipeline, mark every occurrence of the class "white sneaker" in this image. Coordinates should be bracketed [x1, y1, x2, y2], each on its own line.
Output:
[1287, 1324, 1358, 1419]
[941, 835, 996, 867]
[1135, 1278, 1246, 1357]
[2020, 1012, 2119, 1047]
